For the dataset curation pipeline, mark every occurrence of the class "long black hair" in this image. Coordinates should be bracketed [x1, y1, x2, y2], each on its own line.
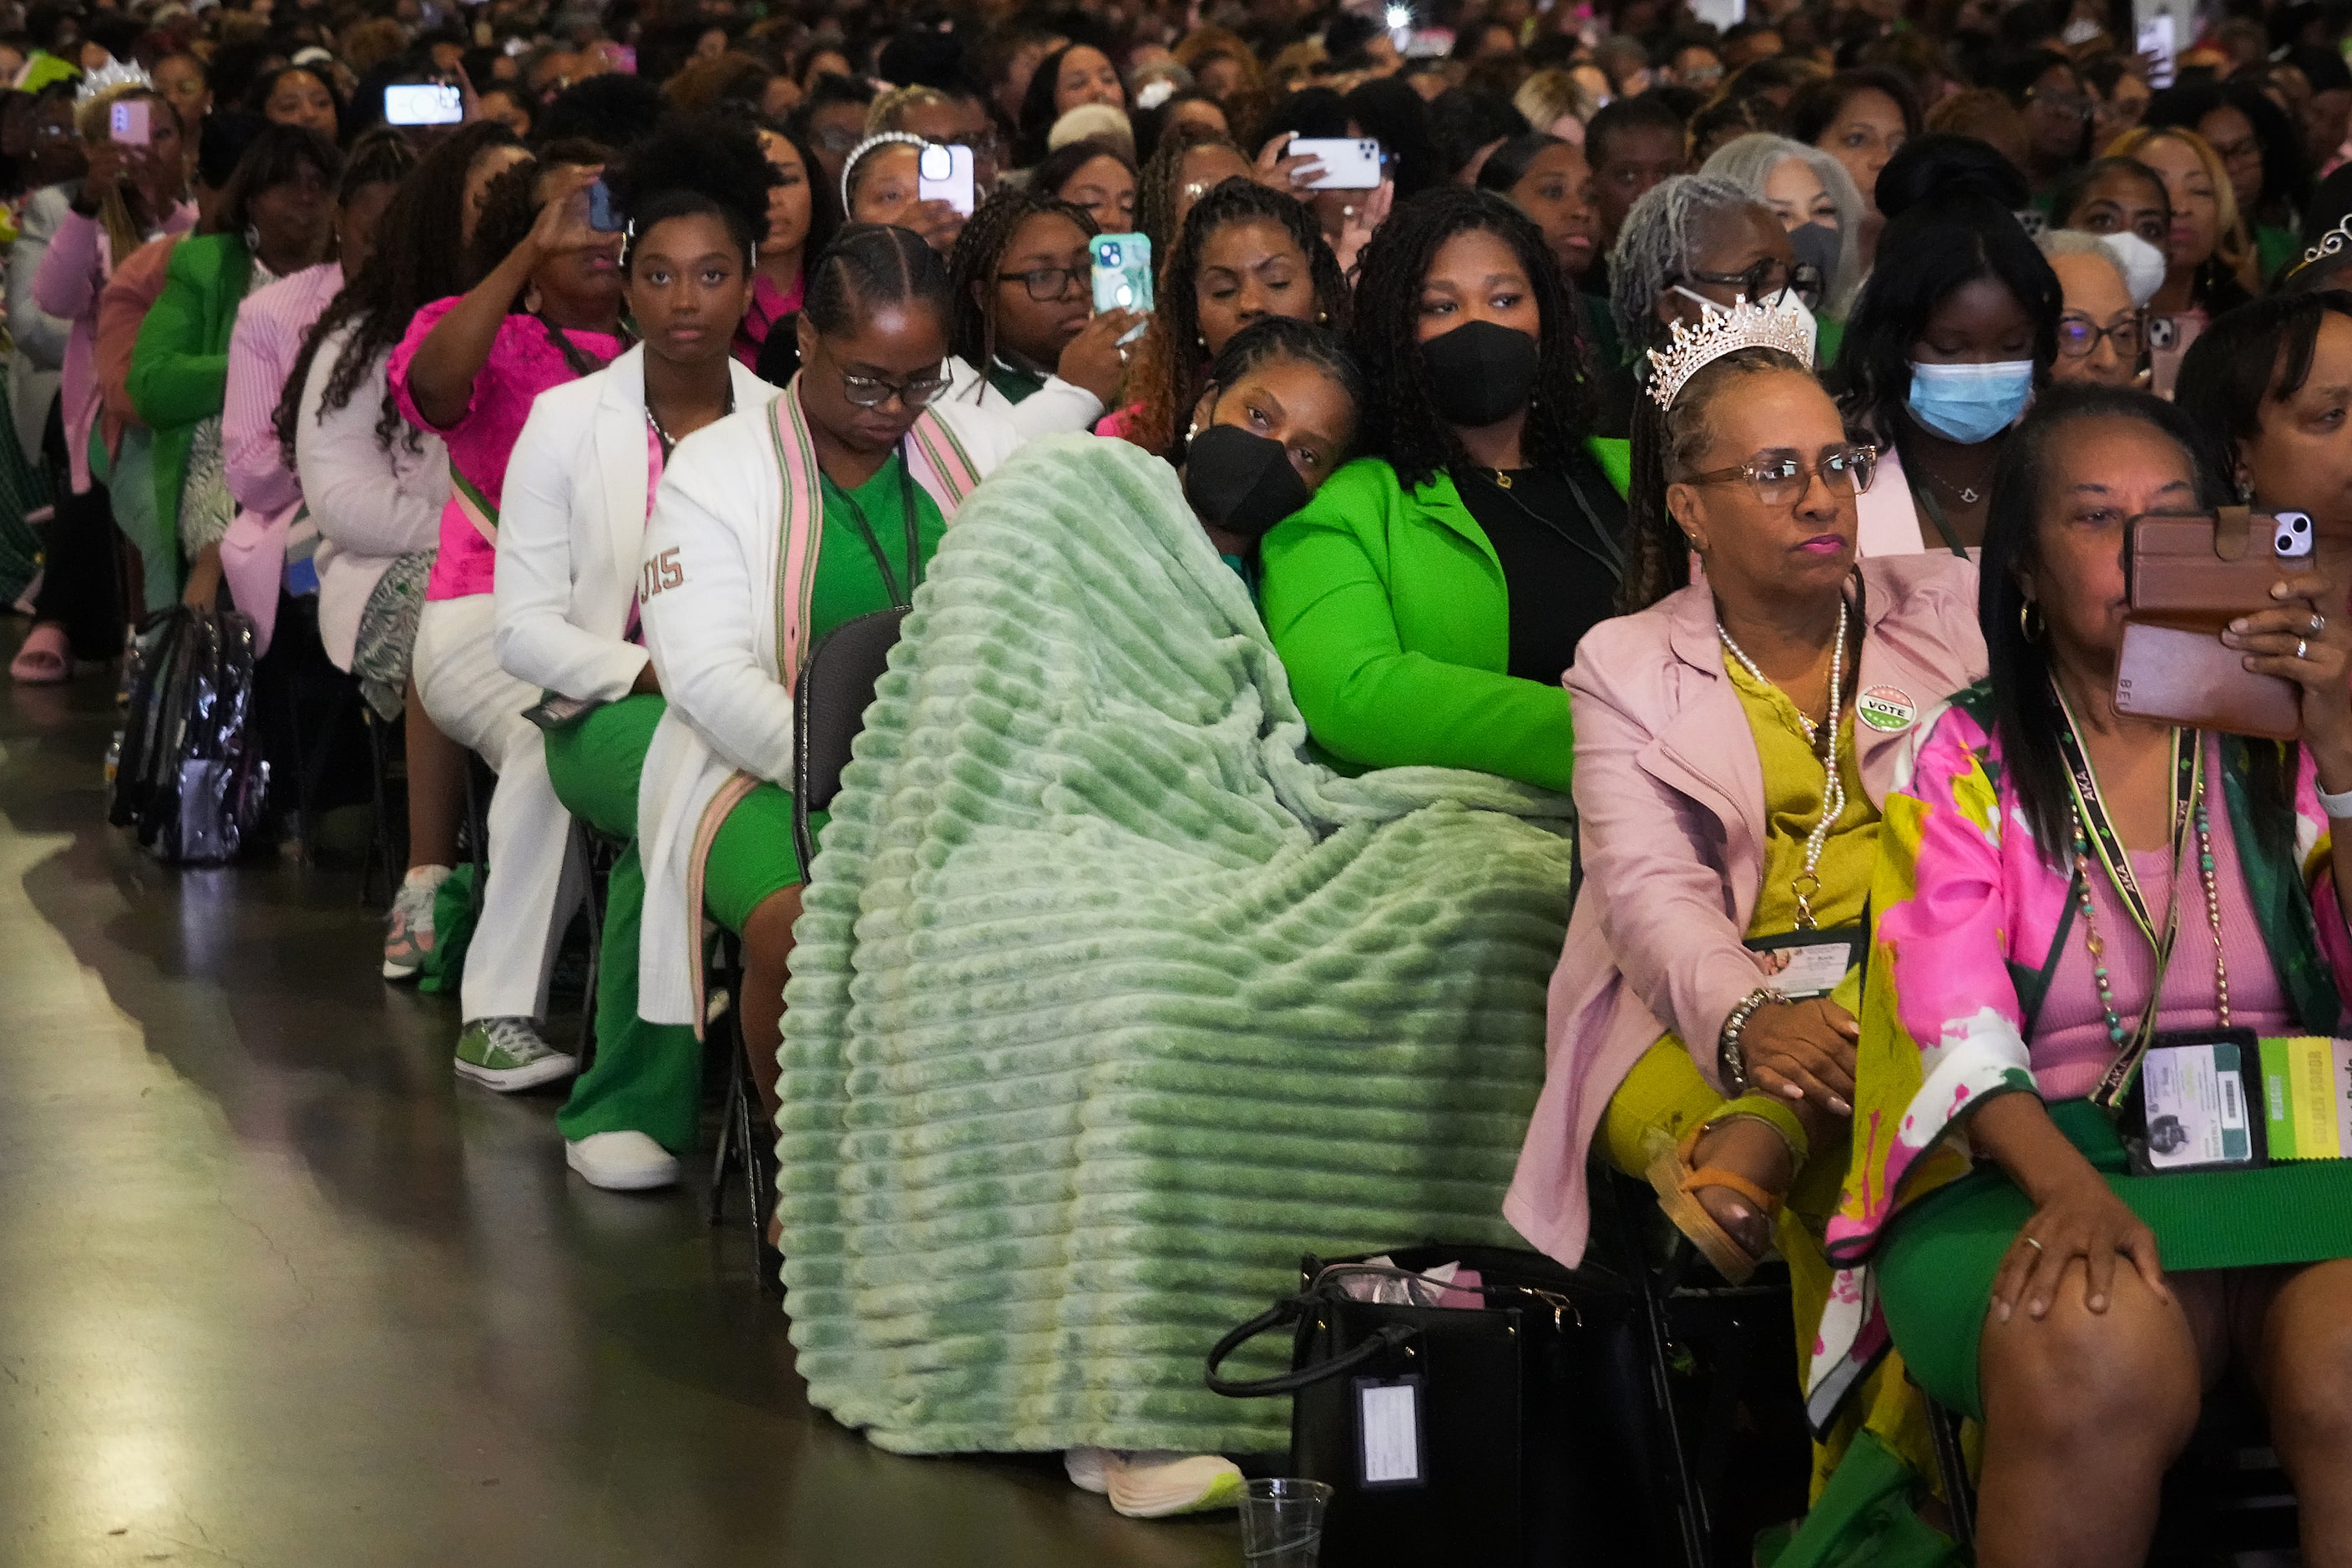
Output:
[275, 121, 523, 458]
[1014, 43, 1125, 168]
[1829, 192, 2059, 458]
[2145, 78, 2311, 230]
[2174, 290, 2352, 497]
[1976, 384, 2275, 864]
[467, 136, 615, 298]
[1348, 185, 1591, 491]
[943, 186, 1098, 381]
[215, 122, 342, 239]
[1474, 130, 1569, 195]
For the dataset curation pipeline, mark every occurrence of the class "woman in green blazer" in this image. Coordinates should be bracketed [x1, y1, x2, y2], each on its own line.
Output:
[129, 123, 337, 605]
[1259, 188, 1631, 794]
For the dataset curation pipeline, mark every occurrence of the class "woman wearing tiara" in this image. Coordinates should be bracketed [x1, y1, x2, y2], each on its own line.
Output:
[1505, 297, 1984, 1512]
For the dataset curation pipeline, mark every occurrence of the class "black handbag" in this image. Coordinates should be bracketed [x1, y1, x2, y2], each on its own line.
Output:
[1205, 1242, 1668, 1565]
[109, 605, 271, 864]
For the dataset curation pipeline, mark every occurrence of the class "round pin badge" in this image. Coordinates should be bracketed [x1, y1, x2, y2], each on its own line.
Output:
[1856, 685, 1918, 732]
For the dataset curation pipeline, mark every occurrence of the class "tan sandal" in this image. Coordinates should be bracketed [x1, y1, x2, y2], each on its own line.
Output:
[1643, 1122, 1784, 1285]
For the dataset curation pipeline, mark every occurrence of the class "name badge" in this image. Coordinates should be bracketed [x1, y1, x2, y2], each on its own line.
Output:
[1745, 925, 1865, 1000]
[2123, 1029, 2266, 1174]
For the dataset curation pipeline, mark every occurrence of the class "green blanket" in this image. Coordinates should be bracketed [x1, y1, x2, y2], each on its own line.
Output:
[776, 434, 1579, 1455]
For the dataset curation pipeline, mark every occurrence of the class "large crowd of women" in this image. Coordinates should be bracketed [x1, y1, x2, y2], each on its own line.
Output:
[13, 0, 2352, 1559]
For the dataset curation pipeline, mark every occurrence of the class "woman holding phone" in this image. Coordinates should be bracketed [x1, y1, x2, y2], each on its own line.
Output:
[941, 186, 1138, 433]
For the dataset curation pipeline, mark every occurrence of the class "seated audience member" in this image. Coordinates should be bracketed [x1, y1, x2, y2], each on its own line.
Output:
[249, 63, 341, 141]
[132, 124, 339, 613]
[1988, 48, 2093, 199]
[281, 125, 516, 981]
[219, 130, 412, 654]
[1176, 315, 1364, 579]
[2280, 166, 2352, 291]
[13, 74, 194, 685]
[1134, 127, 1252, 260]
[1259, 188, 1630, 794]
[1507, 304, 1982, 1544]
[1822, 385, 2352, 1567]
[2105, 125, 2256, 321]
[633, 224, 1022, 1110]
[1015, 43, 1126, 169]
[493, 122, 782, 1191]
[1604, 175, 1806, 438]
[2177, 292, 2352, 585]
[942, 187, 1135, 427]
[2036, 230, 2146, 387]
[393, 140, 625, 1090]
[1474, 132, 1611, 362]
[1580, 93, 1688, 288]
[1028, 134, 1137, 234]
[735, 120, 834, 370]
[1831, 192, 2060, 554]
[1699, 132, 1863, 322]
[2142, 78, 2311, 282]
[2046, 154, 2173, 310]
[792, 71, 878, 195]
[863, 81, 1004, 197]
[837, 130, 963, 256]
[1785, 68, 1920, 265]
[1100, 179, 1347, 457]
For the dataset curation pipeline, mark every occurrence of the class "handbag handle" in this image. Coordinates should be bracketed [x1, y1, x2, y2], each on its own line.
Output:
[1203, 1296, 1418, 1399]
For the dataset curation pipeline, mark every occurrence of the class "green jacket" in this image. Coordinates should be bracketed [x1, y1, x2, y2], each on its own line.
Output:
[1258, 437, 1631, 794]
[127, 233, 251, 556]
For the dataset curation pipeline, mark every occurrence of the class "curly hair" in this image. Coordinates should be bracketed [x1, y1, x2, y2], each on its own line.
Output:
[1136, 125, 1240, 260]
[1621, 346, 1811, 611]
[274, 122, 523, 460]
[604, 114, 776, 266]
[467, 136, 615, 293]
[943, 187, 1098, 381]
[1348, 185, 1593, 492]
[1117, 178, 1348, 462]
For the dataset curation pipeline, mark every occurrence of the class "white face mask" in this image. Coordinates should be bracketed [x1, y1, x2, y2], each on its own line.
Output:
[2096, 230, 2167, 307]
[1671, 283, 1822, 366]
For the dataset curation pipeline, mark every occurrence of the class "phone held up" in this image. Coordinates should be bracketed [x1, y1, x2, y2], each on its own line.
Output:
[2113, 505, 2314, 740]
[1289, 136, 1384, 190]
[917, 143, 976, 217]
[109, 99, 149, 144]
[586, 177, 624, 233]
[1090, 232, 1153, 319]
[383, 82, 464, 127]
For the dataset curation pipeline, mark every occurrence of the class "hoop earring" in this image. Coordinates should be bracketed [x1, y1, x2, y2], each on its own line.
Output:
[2019, 599, 2045, 642]
[243, 222, 260, 255]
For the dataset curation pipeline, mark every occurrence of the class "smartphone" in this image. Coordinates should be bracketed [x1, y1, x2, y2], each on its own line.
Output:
[917, 142, 975, 217]
[108, 99, 149, 144]
[586, 177, 623, 233]
[2127, 509, 2314, 617]
[2115, 618, 2301, 740]
[2146, 311, 2203, 399]
[1090, 232, 1154, 318]
[383, 82, 464, 126]
[1290, 136, 1384, 190]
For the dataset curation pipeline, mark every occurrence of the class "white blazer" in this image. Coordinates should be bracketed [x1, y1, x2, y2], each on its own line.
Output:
[633, 391, 1023, 1025]
[493, 345, 780, 701]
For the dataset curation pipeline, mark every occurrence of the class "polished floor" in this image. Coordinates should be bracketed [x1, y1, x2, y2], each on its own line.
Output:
[0, 644, 1242, 1568]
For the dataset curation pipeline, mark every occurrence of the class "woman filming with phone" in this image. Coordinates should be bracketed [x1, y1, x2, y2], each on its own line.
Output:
[941, 186, 1141, 437]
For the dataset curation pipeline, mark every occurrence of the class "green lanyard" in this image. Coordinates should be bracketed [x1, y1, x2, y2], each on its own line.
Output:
[822, 448, 923, 609]
[1910, 481, 1971, 558]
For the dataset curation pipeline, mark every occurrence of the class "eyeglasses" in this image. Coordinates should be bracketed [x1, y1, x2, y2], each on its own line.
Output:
[1683, 256, 1825, 311]
[2056, 311, 2145, 359]
[996, 265, 1086, 301]
[836, 367, 953, 408]
[811, 124, 862, 154]
[2027, 87, 2095, 120]
[1682, 443, 1878, 506]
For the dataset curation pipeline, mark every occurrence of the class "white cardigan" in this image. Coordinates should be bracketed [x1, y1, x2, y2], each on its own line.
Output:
[493, 344, 779, 701]
[942, 352, 1103, 440]
[296, 324, 451, 670]
[633, 391, 1022, 1025]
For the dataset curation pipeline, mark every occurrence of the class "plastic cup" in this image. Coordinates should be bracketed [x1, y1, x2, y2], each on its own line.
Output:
[1238, 1478, 1333, 1566]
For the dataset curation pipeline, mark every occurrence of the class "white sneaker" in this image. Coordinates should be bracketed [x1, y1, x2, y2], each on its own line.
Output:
[382, 865, 450, 980]
[1065, 1446, 1114, 1495]
[565, 1130, 682, 1191]
[1068, 1448, 1244, 1517]
[453, 1017, 578, 1091]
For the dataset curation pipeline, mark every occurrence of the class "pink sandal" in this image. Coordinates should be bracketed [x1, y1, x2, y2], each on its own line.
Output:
[8, 622, 69, 685]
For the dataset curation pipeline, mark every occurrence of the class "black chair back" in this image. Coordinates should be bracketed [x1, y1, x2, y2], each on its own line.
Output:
[792, 607, 909, 873]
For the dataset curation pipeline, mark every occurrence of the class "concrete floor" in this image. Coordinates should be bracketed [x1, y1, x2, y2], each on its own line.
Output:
[0, 651, 1244, 1568]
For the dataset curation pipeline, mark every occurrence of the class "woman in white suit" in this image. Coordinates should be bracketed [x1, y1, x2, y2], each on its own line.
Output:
[493, 123, 783, 1190]
[635, 222, 1021, 1151]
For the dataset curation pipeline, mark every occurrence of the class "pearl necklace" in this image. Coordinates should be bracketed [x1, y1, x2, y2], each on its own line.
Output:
[1720, 595, 1849, 929]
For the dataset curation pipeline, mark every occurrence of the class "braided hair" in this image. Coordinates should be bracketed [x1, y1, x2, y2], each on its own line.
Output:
[275, 122, 524, 459]
[943, 186, 1098, 382]
[1606, 174, 1756, 358]
[1348, 186, 1592, 492]
[1118, 178, 1348, 462]
[602, 114, 776, 266]
[1621, 346, 1809, 612]
[805, 221, 954, 336]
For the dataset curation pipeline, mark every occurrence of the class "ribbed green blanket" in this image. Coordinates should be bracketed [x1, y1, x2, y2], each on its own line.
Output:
[776, 434, 1577, 1456]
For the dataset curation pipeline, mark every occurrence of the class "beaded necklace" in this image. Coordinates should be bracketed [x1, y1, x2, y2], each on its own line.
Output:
[1719, 594, 1849, 930]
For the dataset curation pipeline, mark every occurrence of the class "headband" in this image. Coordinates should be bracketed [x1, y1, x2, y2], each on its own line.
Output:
[838, 131, 929, 213]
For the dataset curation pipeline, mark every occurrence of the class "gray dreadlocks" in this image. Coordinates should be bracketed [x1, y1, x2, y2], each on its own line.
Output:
[1607, 174, 1758, 357]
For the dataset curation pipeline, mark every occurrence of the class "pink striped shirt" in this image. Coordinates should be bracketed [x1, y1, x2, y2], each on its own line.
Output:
[224, 260, 341, 518]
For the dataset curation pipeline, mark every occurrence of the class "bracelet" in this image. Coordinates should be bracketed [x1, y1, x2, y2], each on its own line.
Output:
[1718, 986, 1787, 1095]
[2322, 783, 2352, 820]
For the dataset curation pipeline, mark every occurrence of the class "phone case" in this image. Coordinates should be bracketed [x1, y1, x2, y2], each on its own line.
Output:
[1090, 234, 1153, 316]
[2127, 507, 2308, 616]
[2113, 618, 2301, 740]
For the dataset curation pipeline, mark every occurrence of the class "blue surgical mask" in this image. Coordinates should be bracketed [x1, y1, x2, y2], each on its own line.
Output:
[1905, 359, 2034, 445]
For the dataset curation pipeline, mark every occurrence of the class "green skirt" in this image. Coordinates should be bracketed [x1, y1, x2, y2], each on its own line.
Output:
[1878, 1096, 2352, 1418]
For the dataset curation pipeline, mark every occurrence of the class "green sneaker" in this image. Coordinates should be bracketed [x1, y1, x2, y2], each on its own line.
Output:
[453, 1017, 577, 1092]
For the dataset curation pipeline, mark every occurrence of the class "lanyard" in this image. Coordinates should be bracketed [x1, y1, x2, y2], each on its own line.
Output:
[2051, 683, 2204, 1104]
[1910, 481, 1970, 558]
[822, 445, 923, 609]
[1464, 464, 1627, 579]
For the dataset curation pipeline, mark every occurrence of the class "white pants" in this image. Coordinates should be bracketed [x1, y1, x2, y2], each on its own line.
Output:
[414, 594, 583, 1024]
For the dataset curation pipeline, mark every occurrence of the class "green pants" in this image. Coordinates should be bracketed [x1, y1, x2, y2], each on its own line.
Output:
[544, 694, 705, 1155]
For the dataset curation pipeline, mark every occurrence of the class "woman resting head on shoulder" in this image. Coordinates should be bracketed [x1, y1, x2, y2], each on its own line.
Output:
[1176, 314, 1363, 567]
[1823, 382, 2352, 1566]
[1101, 177, 1347, 460]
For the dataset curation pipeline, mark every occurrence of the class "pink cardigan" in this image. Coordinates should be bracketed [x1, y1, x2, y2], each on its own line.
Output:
[1502, 552, 1987, 1267]
[32, 200, 195, 493]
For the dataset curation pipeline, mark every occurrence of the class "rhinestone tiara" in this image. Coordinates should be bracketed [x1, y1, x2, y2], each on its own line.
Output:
[73, 60, 154, 106]
[1643, 296, 1817, 411]
[2289, 210, 2352, 282]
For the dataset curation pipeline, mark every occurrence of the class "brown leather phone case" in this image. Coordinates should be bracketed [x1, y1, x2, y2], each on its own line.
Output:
[2126, 508, 2305, 616]
[2113, 619, 2301, 741]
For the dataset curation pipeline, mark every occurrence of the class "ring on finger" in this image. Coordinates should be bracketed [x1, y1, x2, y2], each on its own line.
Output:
[2311, 612, 2329, 637]
[2021, 1235, 2045, 1253]
[2299, 638, 2311, 660]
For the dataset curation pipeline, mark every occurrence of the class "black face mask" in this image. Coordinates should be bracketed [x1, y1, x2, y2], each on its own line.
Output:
[1419, 319, 1540, 427]
[1183, 423, 1313, 540]
[1788, 220, 1839, 286]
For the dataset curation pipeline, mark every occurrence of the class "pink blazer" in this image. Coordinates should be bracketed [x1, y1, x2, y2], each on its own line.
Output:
[1503, 552, 1987, 1266]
